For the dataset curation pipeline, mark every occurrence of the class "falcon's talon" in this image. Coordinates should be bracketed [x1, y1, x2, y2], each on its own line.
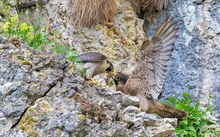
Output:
[90, 78, 98, 84]
[90, 78, 104, 87]
[95, 81, 105, 87]
[138, 107, 142, 112]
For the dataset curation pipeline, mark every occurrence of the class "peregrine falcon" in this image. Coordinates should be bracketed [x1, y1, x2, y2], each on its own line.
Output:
[107, 18, 187, 120]
[75, 52, 114, 84]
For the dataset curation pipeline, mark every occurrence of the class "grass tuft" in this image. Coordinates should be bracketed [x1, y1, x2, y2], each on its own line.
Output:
[166, 92, 220, 137]
[71, 0, 117, 27]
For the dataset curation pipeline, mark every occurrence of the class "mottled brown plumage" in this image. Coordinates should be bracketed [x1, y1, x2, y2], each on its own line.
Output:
[107, 18, 187, 120]
[134, 18, 178, 99]
[76, 52, 114, 80]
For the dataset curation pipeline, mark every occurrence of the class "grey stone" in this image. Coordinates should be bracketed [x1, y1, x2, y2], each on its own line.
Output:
[146, 123, 176, 137]
[0, 40, 178, 137]
[0, 0, 220, 136]
[18, 0, 49, 9]
[159, 0, 220, 123]
[0, 42, 67, 136]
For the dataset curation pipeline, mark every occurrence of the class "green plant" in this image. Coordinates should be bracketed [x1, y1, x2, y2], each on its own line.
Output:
[52, 45, 69, 54]
[167, 92, 220, 137]
[52, 45, 82, 63]
[52, 45, 78, 61]
[0, 3, 51, 50]
[0, 15, 49, 50]
[52, 45, 86, 77]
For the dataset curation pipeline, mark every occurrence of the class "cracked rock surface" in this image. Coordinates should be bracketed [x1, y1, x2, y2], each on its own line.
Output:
[159, 0, 220, 123]
[41, 0, 146, 74]
[0, 39, 177, 136]
[0, 38, 66, 134]
[33, 0, 220, 122]
[1, 0, 220, 136]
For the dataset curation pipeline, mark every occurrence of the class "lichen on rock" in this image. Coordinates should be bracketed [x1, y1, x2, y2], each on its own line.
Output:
[1, 0, 220, 136]
[0, 38, 178, 137]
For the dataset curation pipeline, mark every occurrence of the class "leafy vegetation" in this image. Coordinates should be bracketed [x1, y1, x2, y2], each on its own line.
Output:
[52, 45, 79, 61]
[0, 14, 50, 50]
[0, 5, 83, 68]
[0, 5, 79, 62]
[52, 45, 85, 77]
[167, 92, 220, 137]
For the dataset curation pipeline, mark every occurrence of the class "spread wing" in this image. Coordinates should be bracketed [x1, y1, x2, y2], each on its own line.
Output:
[132, 18, 178, 99]
[76, 52, 107, 62]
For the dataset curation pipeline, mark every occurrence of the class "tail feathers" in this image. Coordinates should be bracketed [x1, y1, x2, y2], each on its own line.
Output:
[148, 100, 187, 121]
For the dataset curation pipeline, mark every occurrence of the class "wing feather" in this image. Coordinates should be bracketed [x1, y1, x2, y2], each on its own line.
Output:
[162, 28, 178, 43]
[133, 18, 178, 99]
[76, 52, 107, 62]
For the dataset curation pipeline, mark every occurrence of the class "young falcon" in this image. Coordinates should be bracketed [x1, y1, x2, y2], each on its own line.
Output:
[75, 52, 114, 84]
[107, 18, 187, 120]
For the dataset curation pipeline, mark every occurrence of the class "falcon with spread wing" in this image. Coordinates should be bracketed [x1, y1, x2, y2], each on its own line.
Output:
[107, 18, 187, 120]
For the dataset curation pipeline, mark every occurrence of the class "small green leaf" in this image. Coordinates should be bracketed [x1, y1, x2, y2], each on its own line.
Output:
[182, 92, 189, 99]
[167, 92, 217, 137]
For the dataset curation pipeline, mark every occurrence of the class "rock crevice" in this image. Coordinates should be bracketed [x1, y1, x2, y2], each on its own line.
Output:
[0, 39, 177, 137]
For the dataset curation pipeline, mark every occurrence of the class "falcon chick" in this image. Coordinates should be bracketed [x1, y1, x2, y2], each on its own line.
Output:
[107, 18, 187, 120]
[75, 52, 114, 84]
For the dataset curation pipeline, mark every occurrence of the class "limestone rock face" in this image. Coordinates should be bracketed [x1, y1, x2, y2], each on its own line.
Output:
[159, 0, 220, 122]
[1, 0, 220, 136]
[0, 39, 177, 137]
[18, 0, 49, 9]
[0, 38, 67, 135]
[38, 0, 220, 123]
[42, 0, 145, 74]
